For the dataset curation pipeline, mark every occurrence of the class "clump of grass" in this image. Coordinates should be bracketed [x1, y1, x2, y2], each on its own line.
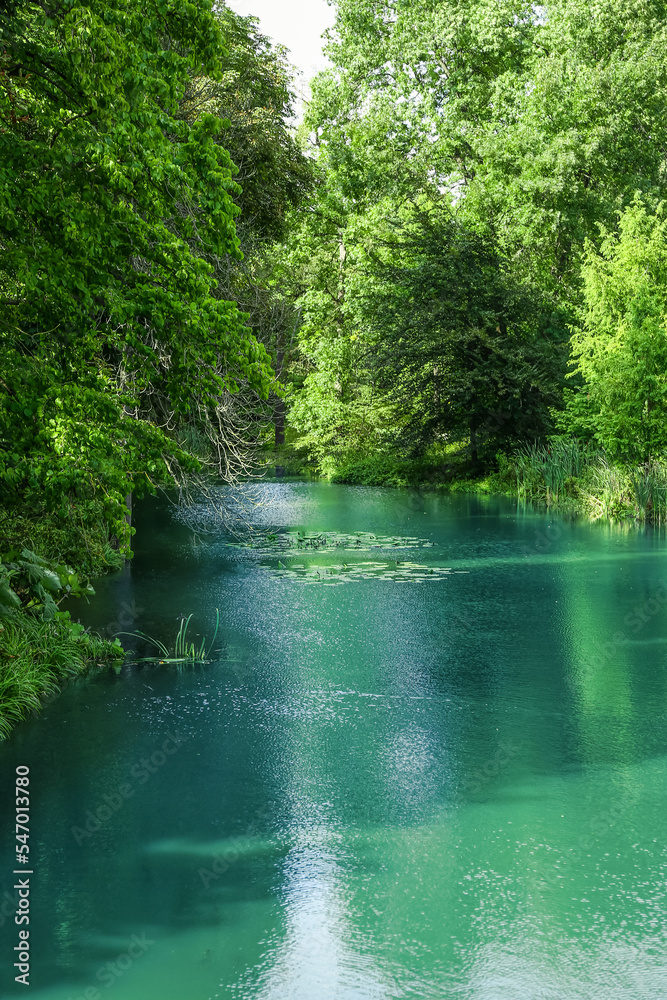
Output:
[629, 462, 667, 520]
[581, 459, 632, 520]
[514, 438, 600, 504]
[119, 609, 220, 664]
[509, 438, 667, 522]
[0, 613, 123, 740]
[581, 459, 667, 521]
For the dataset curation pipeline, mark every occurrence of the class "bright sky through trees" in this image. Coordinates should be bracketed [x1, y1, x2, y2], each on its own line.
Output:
[227, 0, 334, 84]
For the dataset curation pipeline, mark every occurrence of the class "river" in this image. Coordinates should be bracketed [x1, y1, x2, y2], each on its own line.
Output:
[1, 482, 667, 999]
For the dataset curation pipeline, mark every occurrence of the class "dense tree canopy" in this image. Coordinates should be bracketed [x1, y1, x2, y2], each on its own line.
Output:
[282, 0, 667, 475]
[3, 0, 667, 577]
[0, 0, 282, 553]
[564, 199, 667, 464]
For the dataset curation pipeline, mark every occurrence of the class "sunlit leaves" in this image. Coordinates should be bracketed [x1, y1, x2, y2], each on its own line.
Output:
[565, 198, 667, 463]
[0, 0, 276, 551]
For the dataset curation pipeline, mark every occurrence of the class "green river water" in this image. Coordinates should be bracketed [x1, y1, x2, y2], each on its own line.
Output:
[1, 482, 667, 999]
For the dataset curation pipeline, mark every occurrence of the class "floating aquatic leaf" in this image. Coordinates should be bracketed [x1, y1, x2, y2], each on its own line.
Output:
[259, 555, 454, 585]
[224, 528, 434, 557]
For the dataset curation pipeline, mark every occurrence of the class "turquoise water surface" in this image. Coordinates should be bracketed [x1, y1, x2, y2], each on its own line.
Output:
[1, 483, 667, 999]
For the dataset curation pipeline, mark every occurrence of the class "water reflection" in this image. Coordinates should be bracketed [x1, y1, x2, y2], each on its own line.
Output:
[1, 484, 667, 998]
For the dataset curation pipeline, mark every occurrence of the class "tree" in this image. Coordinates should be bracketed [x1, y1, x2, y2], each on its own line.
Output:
[322, 0, 667, 300]
[0, 0, 273, 552]
[282, 0, 667, 474]
[564, 198, 667, 464]
[177, 6, 313, 452]
[349, 204, 563, 466]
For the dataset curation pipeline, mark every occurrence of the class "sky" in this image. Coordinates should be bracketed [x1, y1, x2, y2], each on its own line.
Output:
[226, 0, 335, 88]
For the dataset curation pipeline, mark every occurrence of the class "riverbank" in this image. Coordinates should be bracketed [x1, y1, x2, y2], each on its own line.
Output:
[0, 614, 123, 739]
[315, 440, 667, 524]
[0, 506, 125, 739]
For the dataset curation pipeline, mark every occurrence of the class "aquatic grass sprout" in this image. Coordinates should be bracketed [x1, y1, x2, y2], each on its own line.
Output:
[117, 609, 220, 665]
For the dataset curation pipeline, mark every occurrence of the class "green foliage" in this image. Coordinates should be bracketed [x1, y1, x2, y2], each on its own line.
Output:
[324, 0, 667, 296]
[284, 199, 564, 473]
[349, 205, 565, 464]
[0, 548, 95, 621]
[0, 612, 123, 740]
[180, 7, 311, 243]
[513, 438, 600, 501]
[287, 335, 399, 475]
[176, 7, 313, 455]
[330, 456, 414, 487]
[0, 0, 275, 554]
[279, 2, 667, 484]
[0, 502, 124, 582]
[563, 198, 667, 463]
[577, 458, 667, 521]
[505, 436, 667, 521]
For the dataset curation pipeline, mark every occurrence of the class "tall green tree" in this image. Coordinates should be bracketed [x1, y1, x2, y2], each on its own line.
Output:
[564, 198, 667, 464]
[349, 205, 564, 466]
[283, 0, 667, 473]
[322, 0, 667, 297]
[0, 0, 273, 550]
[177, 6, 313, 451]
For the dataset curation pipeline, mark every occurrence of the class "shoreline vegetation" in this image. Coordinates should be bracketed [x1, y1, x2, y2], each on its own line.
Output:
[0, 440, 663, 741]
[0, 518, 125, 739]
[4, 0, 667, 739]
[278, 437, 667, 525]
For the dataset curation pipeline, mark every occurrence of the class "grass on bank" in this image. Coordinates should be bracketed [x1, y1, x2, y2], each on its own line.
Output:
[0, 503, 127, 739]
[308, 436, 667, 523]
[327, 442, 468, 488]
[0, 612, 123, 739]
[504, 440, 667, 521]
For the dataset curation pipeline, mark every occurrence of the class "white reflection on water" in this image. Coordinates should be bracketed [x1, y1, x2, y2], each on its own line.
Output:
[245, 839, 393, 1000]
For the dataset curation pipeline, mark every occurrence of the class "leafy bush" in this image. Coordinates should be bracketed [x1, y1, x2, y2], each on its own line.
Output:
[0, 548, 97, 621]
[330, 455, 413, 487]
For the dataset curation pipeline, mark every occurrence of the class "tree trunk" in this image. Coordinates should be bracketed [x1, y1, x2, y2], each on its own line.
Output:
[469, 416, 480, 473]
[274, 348, 285, 448]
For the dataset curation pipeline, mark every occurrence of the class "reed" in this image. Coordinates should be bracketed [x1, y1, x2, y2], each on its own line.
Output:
[629, 462, 667, 521]
[512, 438, 667, 522]
[513, 438, 598, 503]
[119, 609, 220, 664]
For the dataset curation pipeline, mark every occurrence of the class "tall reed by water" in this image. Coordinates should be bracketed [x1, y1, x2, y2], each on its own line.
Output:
[510, 439, 667, 522]
[513, 439, 599, 504]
